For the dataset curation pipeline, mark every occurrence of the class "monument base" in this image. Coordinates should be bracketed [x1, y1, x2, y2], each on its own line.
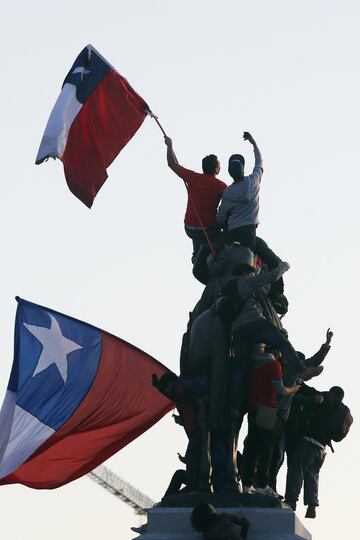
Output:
[134, 506, 311, 540]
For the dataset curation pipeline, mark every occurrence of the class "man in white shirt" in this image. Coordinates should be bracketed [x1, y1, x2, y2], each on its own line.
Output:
[217, 132, 263, 250]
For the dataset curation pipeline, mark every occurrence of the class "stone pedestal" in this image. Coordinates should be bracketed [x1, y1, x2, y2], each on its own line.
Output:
[134, 507, 311, 540]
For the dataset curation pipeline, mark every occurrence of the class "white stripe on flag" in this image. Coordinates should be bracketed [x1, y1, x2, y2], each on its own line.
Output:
[36, 83, 82, 162]
[0, 390, 17, 463]
[0, 397, 54, 479]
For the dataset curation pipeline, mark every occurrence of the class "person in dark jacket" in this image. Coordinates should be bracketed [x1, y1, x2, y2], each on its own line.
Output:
[284, 386, 345, 518]
[268, 328, 333, 491]
[191, 502, 250, 540]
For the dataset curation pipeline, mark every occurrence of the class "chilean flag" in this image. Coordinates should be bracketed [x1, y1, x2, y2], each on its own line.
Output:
[35, 45, 149, 208]
[0, 298, 172, 489]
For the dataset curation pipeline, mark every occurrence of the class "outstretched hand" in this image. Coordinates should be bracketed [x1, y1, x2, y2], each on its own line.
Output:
[177, 452, 186, 464]
[243, 131, 256, 145]
[325, 327, 333, 346]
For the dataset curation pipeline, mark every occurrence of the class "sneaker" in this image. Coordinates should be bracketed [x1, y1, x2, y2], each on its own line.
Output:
[131, 524, 148, 534]
[243, 485, 256, 494]
[284, 499, 297, 511]
[305, 505, 316, 519]
[256, 485, 279, 498]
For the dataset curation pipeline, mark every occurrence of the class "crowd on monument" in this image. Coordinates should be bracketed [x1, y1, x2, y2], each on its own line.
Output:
[144, 131, 352, 539]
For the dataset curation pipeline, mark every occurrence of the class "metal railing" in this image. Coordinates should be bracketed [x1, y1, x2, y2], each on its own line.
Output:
[88, 464, 155, 515]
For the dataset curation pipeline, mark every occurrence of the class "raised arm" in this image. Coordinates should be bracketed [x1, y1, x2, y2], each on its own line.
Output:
[236, 261, 290, 299]
[164, 136, 181, 173]
[305, 328, 333, 367]
[244, 131, 263, 178]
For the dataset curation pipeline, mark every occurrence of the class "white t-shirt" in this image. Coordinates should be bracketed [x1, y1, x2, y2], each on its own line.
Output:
[217, 147, 263, 229]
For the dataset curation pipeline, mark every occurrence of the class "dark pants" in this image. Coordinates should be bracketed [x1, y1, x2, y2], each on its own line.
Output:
[164, 469, 187, 496]
[234, 319, 304, 374]
[285, 431, 301, 467]
[285, 439, 326, 506]
[242, 412, 277, 488]
[184, 225, 221, 261]
[226, 227, 281, 270]
[227, 225, 257, 251]
[185, 432, 201, 491]
[211, 431, 227, 492]
[269, 418, 286, 491]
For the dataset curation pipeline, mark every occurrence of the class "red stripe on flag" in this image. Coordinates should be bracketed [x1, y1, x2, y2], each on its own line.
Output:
[61, 69, 148, 208]
[1, 333, 172, 489]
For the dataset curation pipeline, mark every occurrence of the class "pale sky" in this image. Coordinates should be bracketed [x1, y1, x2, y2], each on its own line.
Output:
[0, 1, 359, 539]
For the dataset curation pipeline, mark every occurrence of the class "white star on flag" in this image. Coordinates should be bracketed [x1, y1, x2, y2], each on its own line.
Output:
[72, 66, 91, 82]
[24, 314, 83, 384]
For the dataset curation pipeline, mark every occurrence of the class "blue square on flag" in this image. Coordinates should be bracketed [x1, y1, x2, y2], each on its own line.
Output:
[0, 298, 172, 489]
[36, 45, 149, 208]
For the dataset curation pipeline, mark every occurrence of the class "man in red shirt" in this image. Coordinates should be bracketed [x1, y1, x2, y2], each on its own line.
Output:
[242, 351, 300, 497]
[164, 136, 227, 261]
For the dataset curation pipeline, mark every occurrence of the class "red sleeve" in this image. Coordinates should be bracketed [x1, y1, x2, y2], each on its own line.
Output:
[218, 180, 227, 193]
[176, 166, 199, 186]
[269, 361, 282, 382]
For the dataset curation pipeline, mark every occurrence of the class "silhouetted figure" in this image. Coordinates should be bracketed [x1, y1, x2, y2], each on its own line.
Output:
[269, 328, 333, 491]
[191, 502, 250, 540]
[284, 386, 351, 519]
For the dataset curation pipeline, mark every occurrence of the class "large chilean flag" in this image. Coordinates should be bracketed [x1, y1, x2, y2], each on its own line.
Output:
[0, 298, 172, 489]
[35, 45, 149, 208]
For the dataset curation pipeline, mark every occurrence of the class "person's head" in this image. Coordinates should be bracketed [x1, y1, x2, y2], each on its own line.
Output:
[233, 264, 255, 276]
[155, 371, 178, 398]
[202, 154, 220, 175]
[191, 502, 217, 532]
[228, 154, 245, 181]
[330, 386, 344, 402]
[231, 246, 256, 276]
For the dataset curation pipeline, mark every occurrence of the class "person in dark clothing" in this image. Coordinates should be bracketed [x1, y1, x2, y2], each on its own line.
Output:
[191, 502, 250, 540]
[284, 386, 345, 519]
[241, 350, 300, 497]
[153, 371, 206, 492]
[163, 449, 190, 496]
[301, 328, 333, 368]
[164, 468, 187, 496]
[268, 328, 333, 491]
[285, 384, 325, 466]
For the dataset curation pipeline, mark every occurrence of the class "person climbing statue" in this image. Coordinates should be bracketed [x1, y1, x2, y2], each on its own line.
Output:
[217, 131, 263, 250]
[217, 132, 286, 306]
[164, 136, 227, 261]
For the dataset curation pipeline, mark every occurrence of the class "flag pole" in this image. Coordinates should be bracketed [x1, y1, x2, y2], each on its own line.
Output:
[147, 110, 167, 136]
